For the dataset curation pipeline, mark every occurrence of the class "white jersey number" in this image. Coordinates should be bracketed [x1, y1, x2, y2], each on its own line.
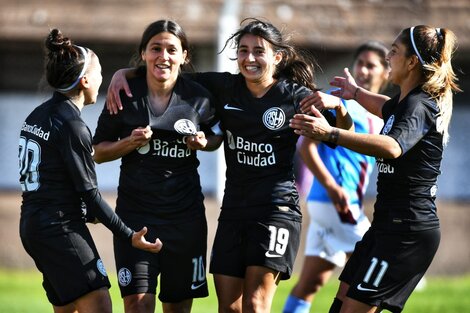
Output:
[363, 257, 389, 287]
[18, 137, 41, 192]
[192, 255, 206, 283]
[267, 225, 289, 256]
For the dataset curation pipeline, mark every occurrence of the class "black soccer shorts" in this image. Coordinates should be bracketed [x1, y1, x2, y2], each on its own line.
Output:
[339, 226, 440, 313]
[20, 209, 111, 306]
[114, 215, 209, 303]
[210, 214, 301, 280]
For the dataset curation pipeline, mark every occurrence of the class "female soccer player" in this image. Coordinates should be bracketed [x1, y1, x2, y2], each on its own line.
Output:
[106, 18, 353, 313]
[92, 20, 222, 313]
[19, 29, 161, 313]
[290, 25, 460, 313]
[283, 40, 389, 313]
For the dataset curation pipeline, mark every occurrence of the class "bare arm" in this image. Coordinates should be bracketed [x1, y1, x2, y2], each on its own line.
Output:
[334, 101, 354, 131]
[299, 138, 350, 214]
[290, 107, 402, 159]
[107, 68, 138, 114]
[93, 126, 152, 163]
[330, 68, 390, 119]
[299, 91, 354, 131]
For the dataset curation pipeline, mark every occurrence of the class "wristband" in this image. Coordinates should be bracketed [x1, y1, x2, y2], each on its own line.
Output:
[353, 87, 360, 100]
[328, 128, 340, 144]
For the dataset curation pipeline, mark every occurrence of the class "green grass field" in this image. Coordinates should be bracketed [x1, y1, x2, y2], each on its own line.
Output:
[1, 269, 469, 312]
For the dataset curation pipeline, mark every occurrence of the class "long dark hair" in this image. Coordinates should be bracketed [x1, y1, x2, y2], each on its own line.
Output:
[221, 18, 318, 91]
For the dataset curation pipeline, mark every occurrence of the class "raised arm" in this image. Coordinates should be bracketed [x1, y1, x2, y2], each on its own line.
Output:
[290, 107, 402, 159]
[330, 68, 390, 118]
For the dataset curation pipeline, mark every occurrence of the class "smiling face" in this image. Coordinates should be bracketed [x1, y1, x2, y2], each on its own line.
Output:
[352, 50, 389, 93]
[236, 34, 282, 86]
[141, 31, 187, 85]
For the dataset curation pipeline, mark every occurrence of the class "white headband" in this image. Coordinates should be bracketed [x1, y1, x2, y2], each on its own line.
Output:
[410, 27, 425, 65]
[56, 45, 90, 92]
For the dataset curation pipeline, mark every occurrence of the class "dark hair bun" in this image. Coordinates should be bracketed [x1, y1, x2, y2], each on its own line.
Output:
[45, 29, 73, 54]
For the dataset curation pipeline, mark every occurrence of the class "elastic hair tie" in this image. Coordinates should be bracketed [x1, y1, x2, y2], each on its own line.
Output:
[56, 45, 90, 92]
[410, 27, 425, 65]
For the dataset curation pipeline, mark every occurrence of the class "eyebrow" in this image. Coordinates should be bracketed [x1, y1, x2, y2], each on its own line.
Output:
[239, 44, 265, 50]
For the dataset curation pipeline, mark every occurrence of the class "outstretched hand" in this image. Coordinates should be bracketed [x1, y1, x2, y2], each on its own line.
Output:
[106, 69, 133, 115]
[131, 227, 163, 253]
[329, 68, 359, 100]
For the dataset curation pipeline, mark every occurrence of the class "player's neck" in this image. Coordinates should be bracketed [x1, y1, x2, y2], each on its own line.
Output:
[147, 91, 171, 115]
[64, 91, 85, 111]
[246, 78, 277, 98]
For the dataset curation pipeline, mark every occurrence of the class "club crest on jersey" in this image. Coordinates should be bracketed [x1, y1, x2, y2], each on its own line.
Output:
[118, 267, 132, 286]
[174, 119, 197, 135]
[382, 115, 395, 135]
[263, 107, 285, 130]
[96, 259, 107, 277]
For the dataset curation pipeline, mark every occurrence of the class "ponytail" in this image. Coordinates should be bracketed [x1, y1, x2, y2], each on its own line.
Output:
[402, 25, 461, 145]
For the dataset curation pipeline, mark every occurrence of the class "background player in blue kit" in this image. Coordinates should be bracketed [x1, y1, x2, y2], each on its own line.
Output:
[290, 25, 460, 313]
[92, 20, 222, 313]
[106, 18, 354, 313]
[18, 29, 161, 313]
[283, 41, 389, 313]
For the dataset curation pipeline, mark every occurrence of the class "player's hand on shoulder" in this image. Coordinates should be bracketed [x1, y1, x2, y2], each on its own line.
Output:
[107, 68, 133, 114]
[131, 227, 163, 253]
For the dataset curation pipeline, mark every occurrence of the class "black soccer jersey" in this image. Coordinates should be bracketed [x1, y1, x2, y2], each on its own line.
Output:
[188, 72, 335, 219]
[20, 92, 98, 209]
[19, 92, 132, 239]
[93, 75, 217, 223]
[374, 86, 443, 231]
